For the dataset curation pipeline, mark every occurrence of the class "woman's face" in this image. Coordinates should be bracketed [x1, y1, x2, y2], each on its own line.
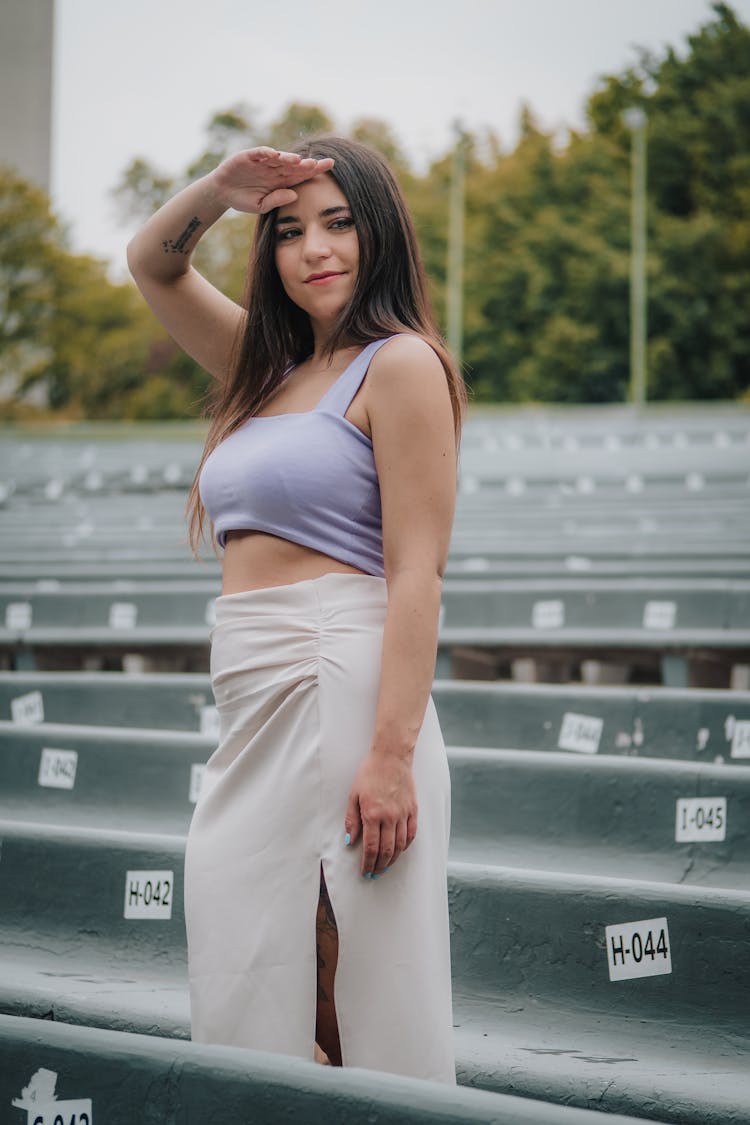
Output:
[273, 173, 359, 329]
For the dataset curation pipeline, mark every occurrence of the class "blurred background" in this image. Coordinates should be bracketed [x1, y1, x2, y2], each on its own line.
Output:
[1, 0, 749, 421]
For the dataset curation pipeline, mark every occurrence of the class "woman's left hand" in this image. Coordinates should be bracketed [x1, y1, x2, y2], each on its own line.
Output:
[344, 751, 418, 876]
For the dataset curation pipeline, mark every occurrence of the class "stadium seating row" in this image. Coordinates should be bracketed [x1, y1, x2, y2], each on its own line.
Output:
[2, 671, 750, 758]
[1, 579, 749, 687]
[0, 1014, 663, 1125]
[1, 813, 748, 1121]
[2, 718, 749, 886]
[2, 673, 750, 1120]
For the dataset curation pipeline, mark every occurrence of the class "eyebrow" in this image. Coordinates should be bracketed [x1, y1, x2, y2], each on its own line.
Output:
[275, 205, 351, 227]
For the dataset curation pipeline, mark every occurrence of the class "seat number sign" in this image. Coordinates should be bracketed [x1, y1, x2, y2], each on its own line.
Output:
[38, 748, 78, 790]
[124, 870, 173, 919]
[606, 916, 672, 981]
[29, 1105, 92, 1125]
[558, 712, 603, 754]
[675, 797, 726, 842]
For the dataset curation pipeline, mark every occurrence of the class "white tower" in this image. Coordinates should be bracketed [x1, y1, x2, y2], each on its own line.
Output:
[0, 0, 55, 192]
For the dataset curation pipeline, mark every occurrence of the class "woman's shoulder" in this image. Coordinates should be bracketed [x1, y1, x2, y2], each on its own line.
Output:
[365, 333, 451, 414]
[370, 333, 446, 382]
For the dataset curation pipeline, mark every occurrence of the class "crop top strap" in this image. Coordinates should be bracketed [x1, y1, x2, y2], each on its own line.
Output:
[315, 336, 400, 417]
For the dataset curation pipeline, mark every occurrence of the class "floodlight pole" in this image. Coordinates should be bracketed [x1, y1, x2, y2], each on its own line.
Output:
[446, 121, 466, 367]
[623, 107, 648, 408]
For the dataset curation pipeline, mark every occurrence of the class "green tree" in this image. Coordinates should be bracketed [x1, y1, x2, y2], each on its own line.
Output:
[585, 0, 750, 399]
[0, 166, 59, 395]
[0, 164, 197, 420]
[350, 117, 407, 169]
[267, 102, 335, 149]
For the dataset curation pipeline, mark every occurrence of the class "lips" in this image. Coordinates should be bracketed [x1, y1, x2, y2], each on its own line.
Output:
[305, 271, 344, 284]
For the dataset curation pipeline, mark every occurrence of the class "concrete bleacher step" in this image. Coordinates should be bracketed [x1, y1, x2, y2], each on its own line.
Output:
[2, 554, 750, 582]
[2, 723, 750, 891]
[2, 673, 749, 764]
[450, 748, 750, 890]
[0, 819, 188, 1036]
[449, 862, 750, 1121]
[0, 818, 747, 1123]
[0, 1017, 662, 1125]
[0, 720, 208, 833]
[2, 578, 748, 685]
[1, 577, 748, 634]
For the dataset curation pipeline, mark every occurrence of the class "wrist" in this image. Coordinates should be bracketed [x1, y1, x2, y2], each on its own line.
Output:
[196, 171, 231, 218]
[370, 731, 416, 763]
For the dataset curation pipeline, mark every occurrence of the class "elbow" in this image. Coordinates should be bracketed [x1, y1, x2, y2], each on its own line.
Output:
[126, 236, 144, 283]
[385, 562, 445, 590]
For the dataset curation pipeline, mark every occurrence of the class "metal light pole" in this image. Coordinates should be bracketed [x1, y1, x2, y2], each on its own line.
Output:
[623, 107, 648, 408]
[446, 121, 466, 367]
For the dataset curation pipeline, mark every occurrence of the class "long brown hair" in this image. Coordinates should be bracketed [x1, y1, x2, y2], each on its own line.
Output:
[187, 134, 469, 553]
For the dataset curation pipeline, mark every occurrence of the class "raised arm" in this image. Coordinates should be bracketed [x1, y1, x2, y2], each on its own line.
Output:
[126, 148, 334, 381]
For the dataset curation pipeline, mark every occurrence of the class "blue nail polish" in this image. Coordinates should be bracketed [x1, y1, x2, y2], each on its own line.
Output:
[364, 872, 372, 880]
[371, 873, 380, 880]
[344, 832, 351, 846]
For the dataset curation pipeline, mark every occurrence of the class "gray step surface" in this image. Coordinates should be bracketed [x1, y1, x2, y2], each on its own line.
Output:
[2, 723, 750, 890]
[2, 673, 749, 764]
[1, 554, 749, 582]
[2, 577, 748, 632]
[0, 1015, 661, 1125]
[1, 819, 747, 1123]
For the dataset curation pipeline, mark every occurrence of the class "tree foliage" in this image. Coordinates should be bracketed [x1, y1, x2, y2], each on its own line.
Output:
[4, 1, 749, 418]
[0, 165, 195, 420]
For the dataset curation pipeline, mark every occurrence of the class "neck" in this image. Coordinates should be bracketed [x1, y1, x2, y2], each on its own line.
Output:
[308, 316, 356, 367]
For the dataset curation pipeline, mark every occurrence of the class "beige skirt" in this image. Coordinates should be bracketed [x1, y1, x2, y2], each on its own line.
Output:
[183, 571, 456, 1083]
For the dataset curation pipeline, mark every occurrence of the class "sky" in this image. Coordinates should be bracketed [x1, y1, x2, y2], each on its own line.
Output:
[50, 0, 750, 278]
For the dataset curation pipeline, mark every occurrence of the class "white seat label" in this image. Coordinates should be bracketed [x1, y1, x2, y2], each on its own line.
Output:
[204, 598, 217, 627]
[12, 1068, 92, 1123]
[5, 601, 32, 630]
[38, 748, 78, 790]
[200, 705, 220, 737]
[189, 764, 206, 804]
[532, 599, 565, 629]
[26, 1102, 93, 1125]
[730, 719, 750, 759]
[606, 917, 672, 981]
[675, 797, 726, 842]
[109, 602, 137, 629]
[558, 712, 603, 754]
[124, 870, 173, 919]
[11, 690, 44, 725]
[643, 601, 677, 630]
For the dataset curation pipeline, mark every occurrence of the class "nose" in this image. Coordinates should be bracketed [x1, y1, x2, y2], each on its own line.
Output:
[301, 222, 332, 262]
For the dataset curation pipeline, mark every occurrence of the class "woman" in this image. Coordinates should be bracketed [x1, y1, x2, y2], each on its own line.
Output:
[127, 136, 467, 1082]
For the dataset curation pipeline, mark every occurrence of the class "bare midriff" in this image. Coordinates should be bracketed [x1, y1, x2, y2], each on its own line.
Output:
[221, 530, 370, 595]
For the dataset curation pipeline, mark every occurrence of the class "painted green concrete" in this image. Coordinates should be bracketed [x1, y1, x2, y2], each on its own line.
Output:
[0, 1016, 667, 1125]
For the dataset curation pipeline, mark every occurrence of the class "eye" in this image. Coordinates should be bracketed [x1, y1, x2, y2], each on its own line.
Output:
[275, 226, 301, 241]
[331, 217, 355, 231]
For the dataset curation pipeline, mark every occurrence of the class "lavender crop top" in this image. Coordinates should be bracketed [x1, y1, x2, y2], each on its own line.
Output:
[199, 337, 398, 576]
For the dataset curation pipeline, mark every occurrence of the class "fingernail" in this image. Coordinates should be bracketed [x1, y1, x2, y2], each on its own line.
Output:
[371, 873, 380, 880]
[363, 872, 372, 880]
[344, 832, 351, 846]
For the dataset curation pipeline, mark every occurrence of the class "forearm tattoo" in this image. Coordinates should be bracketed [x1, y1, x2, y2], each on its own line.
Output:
[162, 216, 202, 254]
